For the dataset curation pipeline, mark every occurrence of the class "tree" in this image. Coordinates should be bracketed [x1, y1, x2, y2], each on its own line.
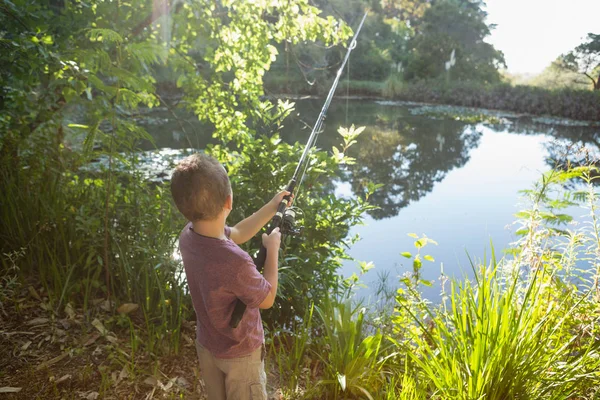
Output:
[559, 33, 600, 90]
[0, 0, 370, 331]
[404, 0, 505, 83]
[381, 0, 431, 24]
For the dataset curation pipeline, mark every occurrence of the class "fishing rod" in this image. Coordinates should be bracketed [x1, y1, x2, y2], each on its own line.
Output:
[230, 11, 369, 328]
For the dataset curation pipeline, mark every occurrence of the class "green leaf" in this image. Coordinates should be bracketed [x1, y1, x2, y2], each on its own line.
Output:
[87, 28, 123, 44]
[358, 261, 375, 273]
[62, 87, 78, 103]
[424, 255, 435, 262]
[401, 252, 412, 258]
[413, 257, 422, 270]
[407, 233, 419, 239]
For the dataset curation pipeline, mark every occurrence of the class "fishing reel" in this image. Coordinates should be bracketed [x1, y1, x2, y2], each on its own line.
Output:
[280, 207, 303, 236]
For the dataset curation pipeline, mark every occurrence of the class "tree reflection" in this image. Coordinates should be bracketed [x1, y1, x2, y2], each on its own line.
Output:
[346, 115, 481, 219]
[495, 118, 600, 173]
[282, 100, 600, 219]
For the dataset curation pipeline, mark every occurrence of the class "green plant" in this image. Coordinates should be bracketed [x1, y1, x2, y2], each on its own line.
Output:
[268, 303, 316, 398]
[382, 74, 404, 98]
[312, 295, 386, 400]
[401, 261, 600, 399]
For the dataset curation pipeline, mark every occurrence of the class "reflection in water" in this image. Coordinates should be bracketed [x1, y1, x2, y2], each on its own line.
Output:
[113, 98, 600, 299]
[133, 99, 599, 220]
[345, 116, 482, 219]
[491, 117, 600, 183]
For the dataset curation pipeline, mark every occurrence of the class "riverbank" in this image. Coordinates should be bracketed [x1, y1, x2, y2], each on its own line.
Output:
[262, 76, 600, 122]
[0, 283, 285, 399]
[2, 167, 600, 399]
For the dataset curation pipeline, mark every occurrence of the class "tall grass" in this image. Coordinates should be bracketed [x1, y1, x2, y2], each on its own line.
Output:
[401, 263, 600, 399]
[265, 166, 600, 399]
[268, 304, 316, 397]
[0, 151, 189, 354]
[312, 296, 386, 400]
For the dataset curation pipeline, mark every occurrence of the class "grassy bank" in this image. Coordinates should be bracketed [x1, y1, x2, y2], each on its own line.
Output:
[263, 75, 600, 122]
[2, 166, 600, 399]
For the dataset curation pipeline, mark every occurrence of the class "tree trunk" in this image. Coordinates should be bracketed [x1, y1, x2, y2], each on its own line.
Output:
[595, 73, 600, 90]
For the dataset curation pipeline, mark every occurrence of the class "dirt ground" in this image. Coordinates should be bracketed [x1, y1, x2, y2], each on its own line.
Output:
[0, 285, 283, 400]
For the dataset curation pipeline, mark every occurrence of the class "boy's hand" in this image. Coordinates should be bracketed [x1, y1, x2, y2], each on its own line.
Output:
[262, 227, 281, 251]
[270, 190, 294, 211]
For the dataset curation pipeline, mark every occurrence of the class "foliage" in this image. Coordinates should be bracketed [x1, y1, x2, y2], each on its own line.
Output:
[403, 263, 600, 399]
[214, 123, 377, 326]
[557, 33, 600, 90]
[263, 166, 600, 399]
[311, 295, 386, 400]
[170, 0, 352, 145]
[405, 0, 505, 83]
[522, 62, 593, 91]
[386, 80, 600, 121]
[0, 0, 374, 353]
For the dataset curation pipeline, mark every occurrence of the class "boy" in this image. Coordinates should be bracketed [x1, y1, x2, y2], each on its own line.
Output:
[170, 153, 288, 400]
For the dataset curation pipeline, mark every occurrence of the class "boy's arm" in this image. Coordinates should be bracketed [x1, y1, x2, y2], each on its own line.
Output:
[229, 190, 291, 245]
[258, 228, 280, 309]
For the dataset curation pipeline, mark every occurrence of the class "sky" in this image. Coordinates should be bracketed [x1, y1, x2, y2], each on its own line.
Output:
[484, 0, 600, 75]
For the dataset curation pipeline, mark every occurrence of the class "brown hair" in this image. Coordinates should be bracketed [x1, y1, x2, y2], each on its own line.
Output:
[170, 153, 231, 221]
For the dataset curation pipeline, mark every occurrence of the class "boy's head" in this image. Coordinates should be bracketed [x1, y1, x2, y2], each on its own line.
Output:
[171, 153, 232, 221]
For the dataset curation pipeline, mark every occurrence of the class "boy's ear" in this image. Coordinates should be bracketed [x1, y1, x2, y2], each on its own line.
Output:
[224, 194, 233, 211]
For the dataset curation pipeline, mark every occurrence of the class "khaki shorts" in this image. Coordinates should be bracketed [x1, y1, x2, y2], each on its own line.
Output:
[195, 341, 267, 400]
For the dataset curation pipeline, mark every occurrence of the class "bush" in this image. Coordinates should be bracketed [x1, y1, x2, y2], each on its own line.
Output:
[389, 80, 600, 121]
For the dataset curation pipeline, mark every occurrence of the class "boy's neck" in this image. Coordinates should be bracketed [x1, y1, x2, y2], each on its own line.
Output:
[192, 217, 227, 240]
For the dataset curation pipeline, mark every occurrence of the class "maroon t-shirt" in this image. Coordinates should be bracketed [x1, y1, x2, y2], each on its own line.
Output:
[179, 223, 271, 358]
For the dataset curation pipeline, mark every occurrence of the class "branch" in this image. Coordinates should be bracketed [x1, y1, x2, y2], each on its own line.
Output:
[583, 71, 596, 84]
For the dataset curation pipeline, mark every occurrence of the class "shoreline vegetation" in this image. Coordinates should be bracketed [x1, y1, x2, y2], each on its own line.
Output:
[2, 167, 600, 399]
[261, 77, 600, 122]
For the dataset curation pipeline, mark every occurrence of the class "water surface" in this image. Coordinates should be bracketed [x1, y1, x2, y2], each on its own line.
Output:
[136, 98, 600, 300]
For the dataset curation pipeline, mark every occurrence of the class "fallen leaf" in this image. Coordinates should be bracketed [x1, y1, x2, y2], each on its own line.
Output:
[36, 352, 69, 371]
[92, 346, 103, 357]
[164, 377, 178, 391]
[100, 299, 114, 312]
[144, 376, 159, 386]
[91, 318, 108, 335]
[26, 317, 49, 326]
[58, 319, 71, 330]
[21, 341, 32, 351]
[0, 387, 22, 393]
[117, 303, 139, 314]
[83, 333, 100, 347]
[105, 335, 119, 344]
[116, 366, 128, 385]
[182, 333, 193, 346]
[85, 391, 99, 400]
[28, 286, 41, 301]
[54, 374, 71, 385]
[65, 303, 76, 319]
[176, 376, 190, 389]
